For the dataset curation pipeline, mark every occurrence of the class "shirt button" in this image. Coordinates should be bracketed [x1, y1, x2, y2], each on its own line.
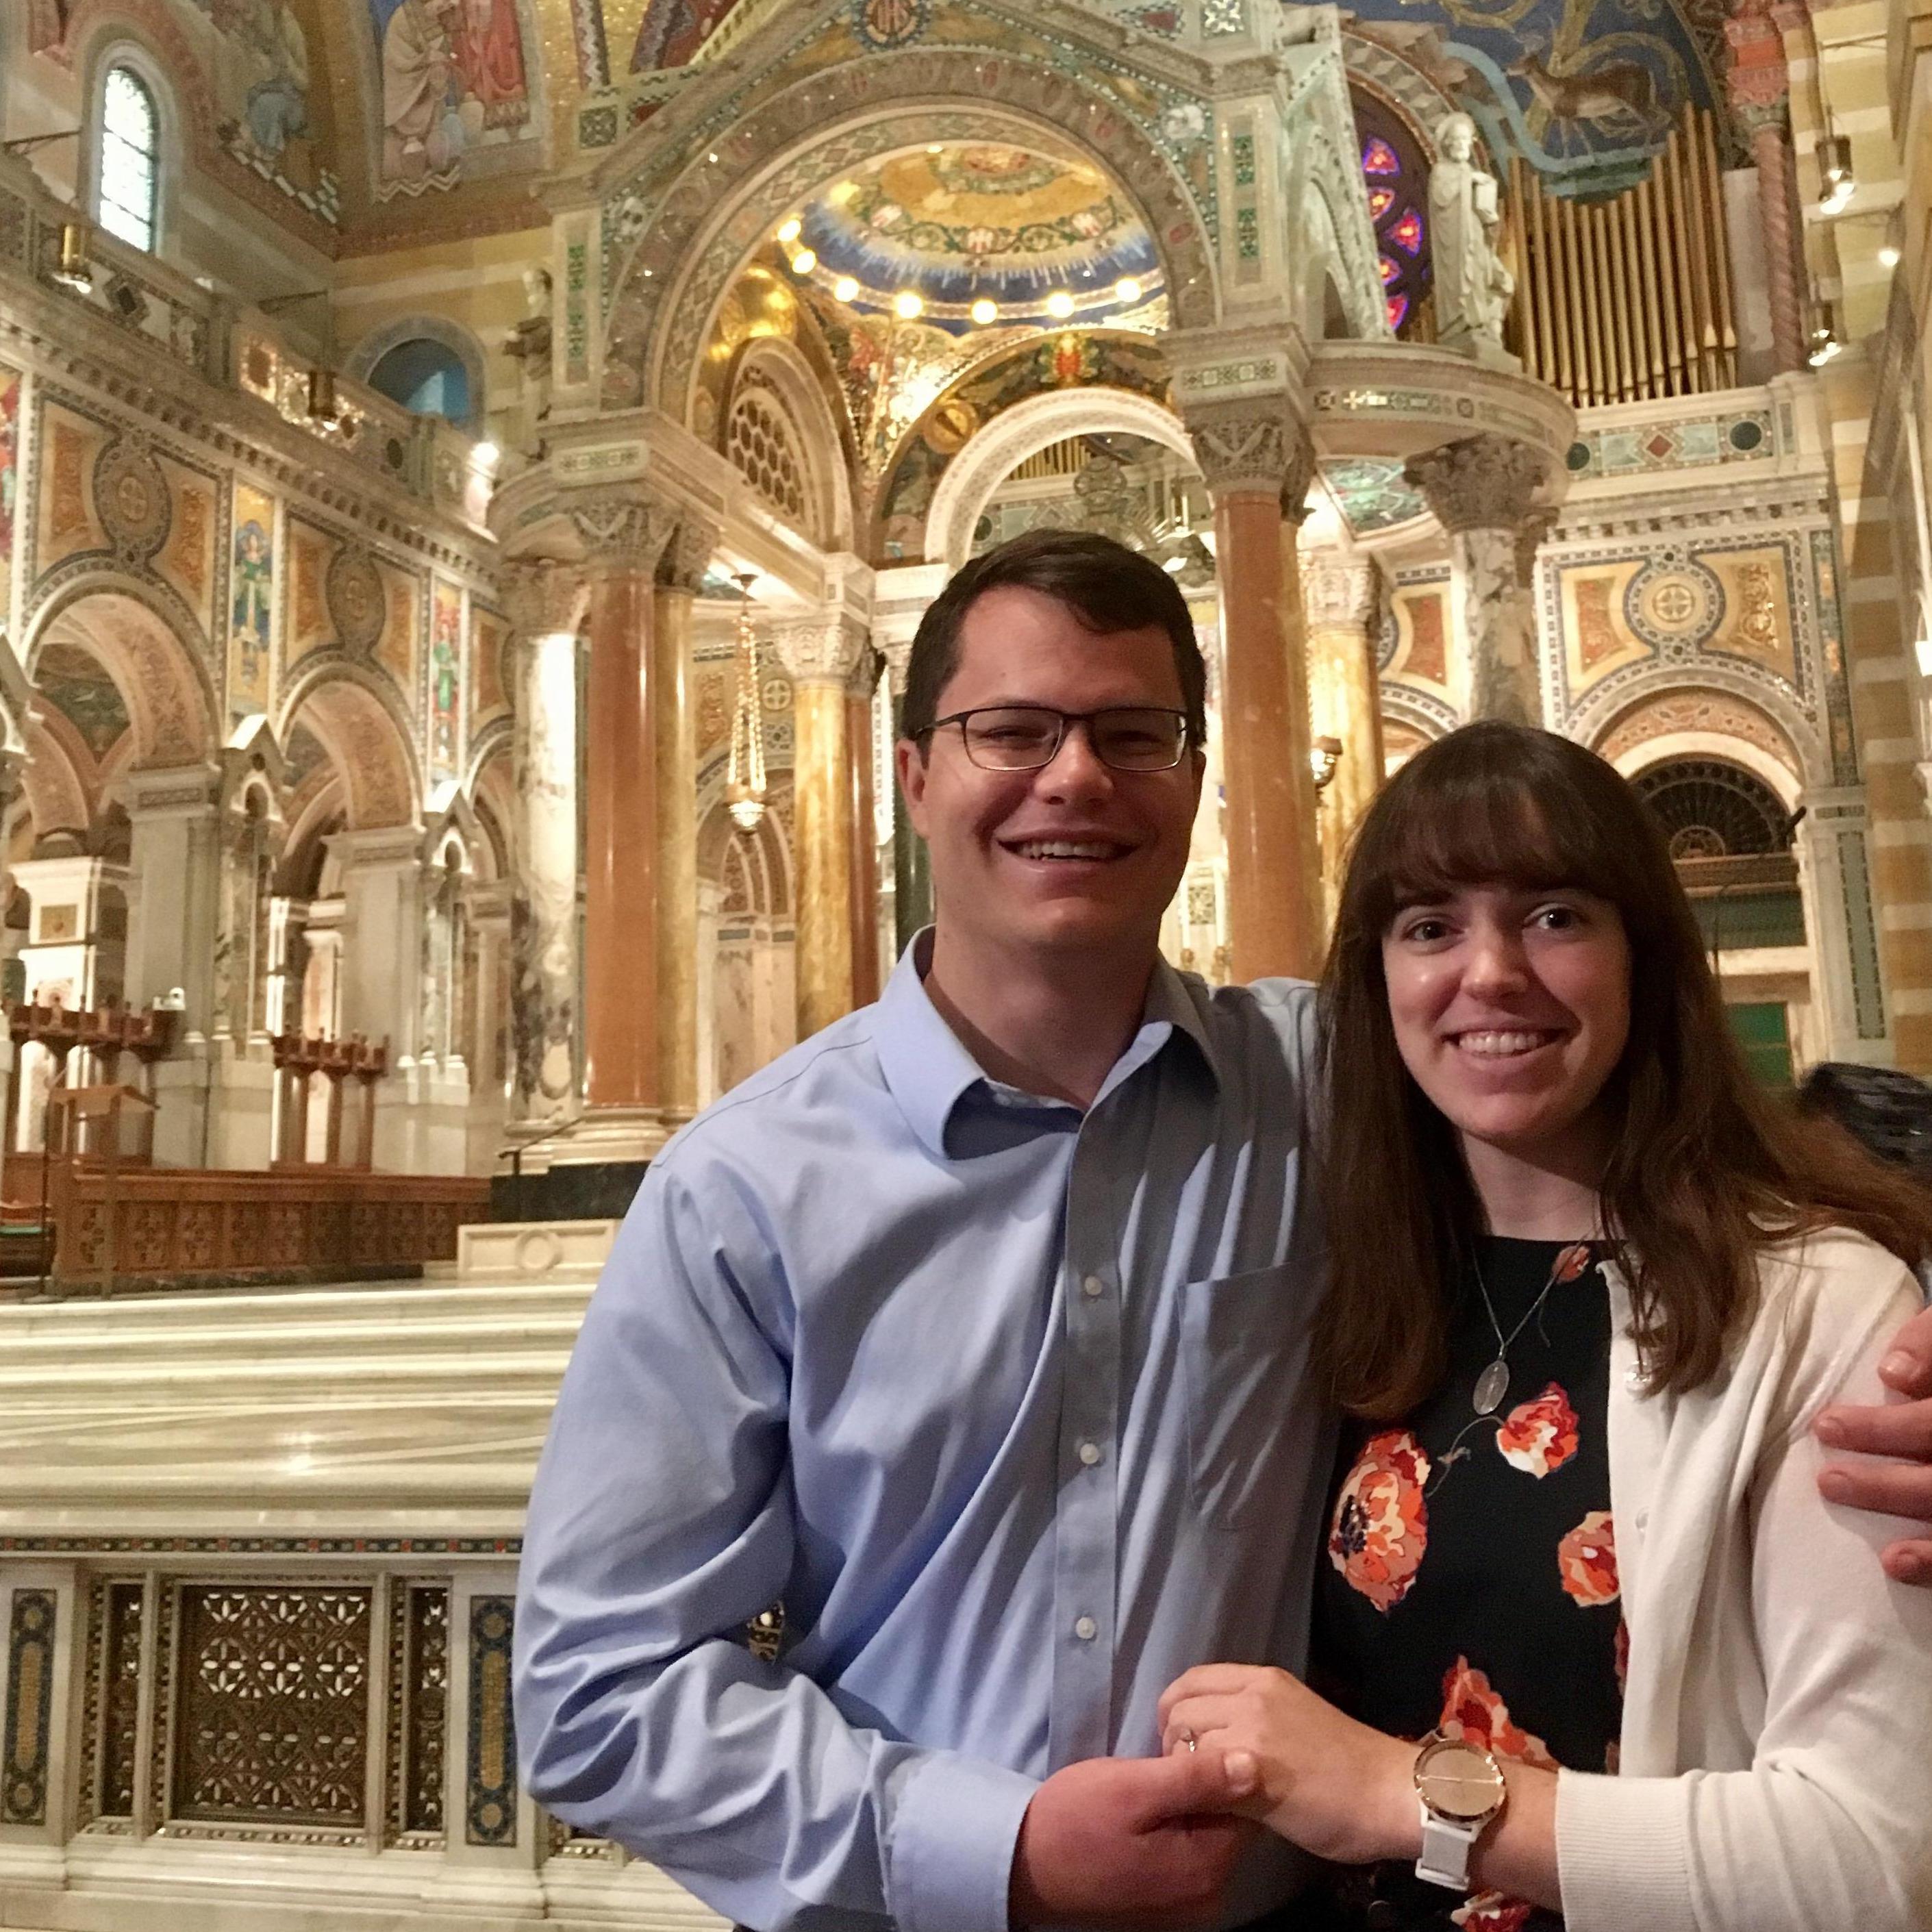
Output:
[1077, 1440, 1102, 1466]
[1634, 1509, 1649, 1531]
[1081, 1275, 1105, 1299]
[1073, 1616, 1098, 1642]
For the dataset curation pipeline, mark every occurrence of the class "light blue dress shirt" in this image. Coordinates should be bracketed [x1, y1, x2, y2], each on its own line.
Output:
[515, 942, 1332, 1932]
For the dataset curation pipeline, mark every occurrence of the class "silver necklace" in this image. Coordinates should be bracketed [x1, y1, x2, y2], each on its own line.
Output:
[1469, 1246, 1573, 1418]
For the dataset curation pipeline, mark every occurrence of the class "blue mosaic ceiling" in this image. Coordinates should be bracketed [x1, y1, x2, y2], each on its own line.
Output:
[788, 143, 1164, 336]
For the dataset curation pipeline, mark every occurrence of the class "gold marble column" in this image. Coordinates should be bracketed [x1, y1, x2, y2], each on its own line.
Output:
[1301, 550, 1385, 911]
[653, 518, 717, 1125]
[774, 614, 873, 1036]
[846, 674, 882, 1009]
[1404, 435, 1553, 727]
[1188, 403, 1323, 981]
[572, 493, 674, 1114]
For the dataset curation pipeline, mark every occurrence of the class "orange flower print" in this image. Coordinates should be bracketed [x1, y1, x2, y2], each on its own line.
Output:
[1559, 1511, 1619, 1607]
[1452, 1895, 1534, 1932]
[1552, 1241, 1594, 1285]
[1438, 1658, 1557, 1768]
[1328, 1429, 1431, 1613]
[1495, 1381, 1581, 1478]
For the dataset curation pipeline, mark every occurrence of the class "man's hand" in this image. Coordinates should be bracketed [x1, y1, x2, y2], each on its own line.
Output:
[1009, 1749, 1260, 1931]
[1817, 1301, 1932, 1585]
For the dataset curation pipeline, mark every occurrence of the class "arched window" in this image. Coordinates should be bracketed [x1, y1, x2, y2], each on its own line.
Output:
[1351, 92, 1430, 338]
[368, 338, 473, 425]
[98, 64, 160, 253]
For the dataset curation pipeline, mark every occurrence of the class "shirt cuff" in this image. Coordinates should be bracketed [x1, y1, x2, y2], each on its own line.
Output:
[1555, 1768, 1696, 1932]
[887, 1751, 1039, 1932]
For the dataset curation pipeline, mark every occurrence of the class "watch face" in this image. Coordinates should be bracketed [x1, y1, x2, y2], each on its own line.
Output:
[1416, 1740, 1507, 1823]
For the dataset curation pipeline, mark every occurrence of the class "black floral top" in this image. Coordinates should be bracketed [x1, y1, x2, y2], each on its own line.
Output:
[1311, 1238, 1625, 1932]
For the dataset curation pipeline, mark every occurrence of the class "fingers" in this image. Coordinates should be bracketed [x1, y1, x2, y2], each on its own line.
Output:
[1877, 1305, 1932, 1398]
[1818, 1456, 1932, 1523]
[1130, 1737, 1256, 1820]
[1161, 1694, 1235, 1759]
[1882, 1538, 1932, 1587]
[1816, 1396, 1932, 1460]
[1156, 1664, 1271, 1731]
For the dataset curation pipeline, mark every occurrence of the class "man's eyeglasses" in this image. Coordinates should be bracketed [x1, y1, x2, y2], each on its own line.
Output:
[923, 705, 1192, 773]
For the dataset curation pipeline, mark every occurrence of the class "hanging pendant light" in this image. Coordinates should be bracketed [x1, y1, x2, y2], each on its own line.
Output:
[726, 573, 768, 833]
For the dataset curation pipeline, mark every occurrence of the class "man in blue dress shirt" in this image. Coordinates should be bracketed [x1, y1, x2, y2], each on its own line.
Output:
[515, 529, 1932, 1932]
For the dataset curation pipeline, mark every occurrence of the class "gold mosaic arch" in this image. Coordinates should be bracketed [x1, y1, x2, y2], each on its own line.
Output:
[1591, 686, 1808, 789]
[277, 667, 422, 831]
[25, 582, 218, 773]
[603, 56, 1219, 418]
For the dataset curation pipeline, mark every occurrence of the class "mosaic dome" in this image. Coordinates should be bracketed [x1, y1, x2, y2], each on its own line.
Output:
[790, 142, 1164, 335]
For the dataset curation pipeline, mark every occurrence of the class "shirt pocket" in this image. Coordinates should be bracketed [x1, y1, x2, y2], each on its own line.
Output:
[1179, 1261, 1309, 1531]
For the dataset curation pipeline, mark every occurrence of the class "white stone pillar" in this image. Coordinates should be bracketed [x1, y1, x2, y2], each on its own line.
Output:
[1404, 434, 1553, 727]
[1794, 788, 1891, 1064]
[502, 562, 587, 1133]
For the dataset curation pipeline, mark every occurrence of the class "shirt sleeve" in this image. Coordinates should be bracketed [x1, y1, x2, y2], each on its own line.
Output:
[513, 1155, 1038, 1932]
[1555, 1267, 1932, 1932]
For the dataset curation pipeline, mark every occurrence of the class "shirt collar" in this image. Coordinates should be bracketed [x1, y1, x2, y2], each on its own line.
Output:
[871, 930, 1220, 1159]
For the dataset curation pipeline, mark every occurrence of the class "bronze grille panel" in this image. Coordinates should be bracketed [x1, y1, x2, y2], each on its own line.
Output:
[171, 1585, 372, 1827]
[98, 1583, 145, 1819]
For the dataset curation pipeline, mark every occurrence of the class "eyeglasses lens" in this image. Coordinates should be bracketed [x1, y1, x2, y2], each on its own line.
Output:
[960, 707, 1184, 772]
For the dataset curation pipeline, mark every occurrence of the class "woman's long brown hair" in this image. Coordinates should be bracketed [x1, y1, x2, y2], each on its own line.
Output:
[1316, 720, 1932, 1420]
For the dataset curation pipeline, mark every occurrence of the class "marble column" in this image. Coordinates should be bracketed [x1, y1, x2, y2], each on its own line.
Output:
[1301, 550, 1385, 907]
[653, 517, 716, 1125]
[571, 492, 675, 1116]
[846, 670, 882, 1011]
[872, 563, 948, 953]
[501, 560, 588, 1132]
[1186, 401, 1323, 981]
[1727, 0, 1805, 373]
[773, 612, 875, 1036]
[1404, 434, 1552, 727]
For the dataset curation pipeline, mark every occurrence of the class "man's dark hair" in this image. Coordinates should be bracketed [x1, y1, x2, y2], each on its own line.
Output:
[1796, 1062, 1932, 1181]
[899, 529, 1207, 750]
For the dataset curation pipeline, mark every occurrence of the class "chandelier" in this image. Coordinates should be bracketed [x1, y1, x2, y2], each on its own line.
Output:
[726, 574, 768, 833]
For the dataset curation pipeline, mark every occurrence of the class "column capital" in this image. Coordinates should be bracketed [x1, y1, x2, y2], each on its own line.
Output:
[657, 514, 722, 595]
[118, 762, 223, 818]
[769, 613, 875, 694]
[1403, 434, 1548, 538]
[1299, 551, 1381, 631]
[568, 488, 679, 577]
[326, 825, 427, 874]
[1183, 395, 1318, 510]
[501, 558, 589, 640]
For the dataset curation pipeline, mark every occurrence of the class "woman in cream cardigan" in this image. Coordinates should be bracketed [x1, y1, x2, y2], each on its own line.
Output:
[1160, 723, 1932, 1932]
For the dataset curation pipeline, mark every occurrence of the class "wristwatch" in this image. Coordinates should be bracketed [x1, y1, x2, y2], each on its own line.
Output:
[1412, 1732, 1507, 1891]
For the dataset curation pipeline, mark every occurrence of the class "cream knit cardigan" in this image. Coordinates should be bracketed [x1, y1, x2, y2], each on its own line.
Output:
[1554, 1228, 1932, 1931]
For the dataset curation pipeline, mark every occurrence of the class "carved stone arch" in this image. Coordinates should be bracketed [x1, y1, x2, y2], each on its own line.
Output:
[18, 710, 90, 848]
[1378, 685, 1452, 768]
[1575, 671, 1820, 791]
[721, 336, 853, 549]
[24, 579, 217, 771]
[471, 741, 513, 881]
[421, 786, 484, 877]
[697, 784, 794, 918]
[1285, 112, 1389, 342]
[465, 718, 512, 796]
[1590, 684, 1809, 799]
[277, 665, 422, 830]
[601, 56, 1218, 416]
[344, 315, 492, 432]
[1340, 34, 1462, 161]
[922, 386, 1194, 570]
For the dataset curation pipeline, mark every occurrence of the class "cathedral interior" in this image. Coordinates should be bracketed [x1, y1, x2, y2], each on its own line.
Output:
[0, 0, 1927, 1923]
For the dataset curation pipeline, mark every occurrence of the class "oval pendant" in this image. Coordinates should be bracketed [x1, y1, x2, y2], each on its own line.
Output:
[1473, 1359, 1510, 1416]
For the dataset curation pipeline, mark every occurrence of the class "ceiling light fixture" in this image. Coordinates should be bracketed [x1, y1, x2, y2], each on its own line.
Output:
[1818, 132, 1855, 213]
[726, 573, 769, 834]
[790, 248, 817, 275]
[1114, 277, 1142, 303]
[893, 290, 924, 320]
[833, 275, 860, 301]
[777, 216, 802, 244]
[970, 297, 998, 326]
[1046, 290, 1075, 318]
[1806, 301, 1843, 366]
[50, 220, 94, 294]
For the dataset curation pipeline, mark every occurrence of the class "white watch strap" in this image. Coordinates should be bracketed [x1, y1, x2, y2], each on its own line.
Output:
[1416, 1801, 1481, 1891]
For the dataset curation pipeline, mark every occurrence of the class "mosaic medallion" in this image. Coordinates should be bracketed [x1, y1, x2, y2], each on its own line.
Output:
[326, 547, 386, 657]
[93, 439, 170, 562]
[1628, 564, 1718, 647]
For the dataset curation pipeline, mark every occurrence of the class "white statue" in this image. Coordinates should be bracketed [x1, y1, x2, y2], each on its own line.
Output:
[503, 265, 553, 455]
[1428, 113, 1514, 348]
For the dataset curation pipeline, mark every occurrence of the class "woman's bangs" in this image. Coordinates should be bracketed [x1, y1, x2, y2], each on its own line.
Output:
[1372, 766, 1609, 918]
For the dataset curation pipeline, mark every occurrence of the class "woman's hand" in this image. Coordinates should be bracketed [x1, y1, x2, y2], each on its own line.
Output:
[1157, 1664, 1420, 1868]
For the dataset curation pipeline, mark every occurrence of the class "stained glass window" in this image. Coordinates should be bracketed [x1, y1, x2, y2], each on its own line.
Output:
[1353, 92, 1429, 339]
[99, 65, 158, 253]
